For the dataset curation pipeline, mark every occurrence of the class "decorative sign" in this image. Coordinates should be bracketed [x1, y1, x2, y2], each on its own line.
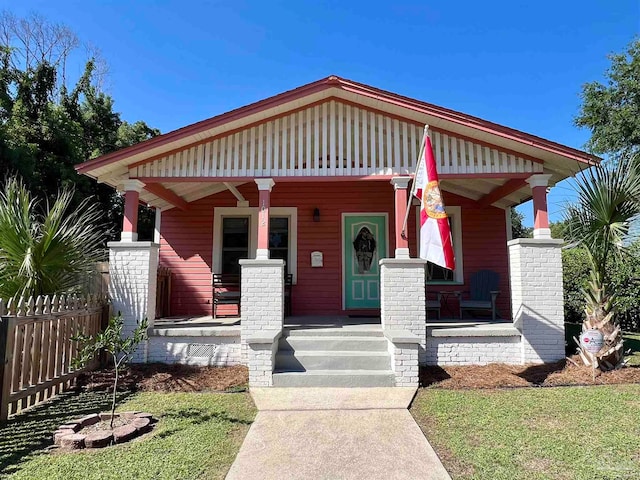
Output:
[311, 251, 323, 268]
[580, 329, 604, 354]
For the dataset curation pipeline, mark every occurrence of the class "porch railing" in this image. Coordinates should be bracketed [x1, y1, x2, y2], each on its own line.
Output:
[0, 294, 108, 421]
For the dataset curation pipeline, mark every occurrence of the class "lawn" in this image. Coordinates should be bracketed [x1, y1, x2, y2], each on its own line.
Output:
[411, 384, 640, 480]
[1, 390, 256, 480]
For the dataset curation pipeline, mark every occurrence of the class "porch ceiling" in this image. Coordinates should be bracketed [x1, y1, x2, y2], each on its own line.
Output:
[144, 176, 529, 212]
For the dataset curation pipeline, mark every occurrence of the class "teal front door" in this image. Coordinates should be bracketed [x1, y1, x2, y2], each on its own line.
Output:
[343, 214, 387, 309]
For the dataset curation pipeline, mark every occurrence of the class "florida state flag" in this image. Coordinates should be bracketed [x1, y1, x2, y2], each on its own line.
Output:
[412, 129, 455, 270]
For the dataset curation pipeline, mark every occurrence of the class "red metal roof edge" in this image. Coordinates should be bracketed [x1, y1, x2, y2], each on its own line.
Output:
[76, 75, 600, 174]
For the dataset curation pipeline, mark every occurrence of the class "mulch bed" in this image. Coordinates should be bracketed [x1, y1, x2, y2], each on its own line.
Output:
[77, 358, 640, 394]
[76, 364, 248, 393]
[421, 356, 640, 389]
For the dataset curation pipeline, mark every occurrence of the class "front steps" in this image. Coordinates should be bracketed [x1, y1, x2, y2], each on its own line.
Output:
[272, 324, 395, 387]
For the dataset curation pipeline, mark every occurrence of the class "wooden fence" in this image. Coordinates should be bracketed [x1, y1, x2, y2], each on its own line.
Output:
[93, 262, 170, 319]
[0, 294, 108, 421]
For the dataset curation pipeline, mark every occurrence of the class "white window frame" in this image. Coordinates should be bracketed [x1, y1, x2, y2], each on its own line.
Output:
[212, 206, 298, 283]
[415, 205, 464, 284]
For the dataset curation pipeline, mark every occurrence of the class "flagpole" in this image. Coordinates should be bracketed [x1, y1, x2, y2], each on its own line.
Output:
[401, 126, 428, 240]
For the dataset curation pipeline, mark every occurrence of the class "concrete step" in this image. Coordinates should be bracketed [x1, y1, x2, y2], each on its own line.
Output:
[283, 326, 383, 337]
[279, 336, 388, 352]
[275, 351, 391, 371]
[272, 370, 396, 387]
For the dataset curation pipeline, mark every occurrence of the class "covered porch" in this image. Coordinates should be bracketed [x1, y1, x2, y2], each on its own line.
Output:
[75, 76, 597, 386]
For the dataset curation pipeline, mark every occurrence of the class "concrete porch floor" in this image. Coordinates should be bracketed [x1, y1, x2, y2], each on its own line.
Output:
[152, 314, 513, 330]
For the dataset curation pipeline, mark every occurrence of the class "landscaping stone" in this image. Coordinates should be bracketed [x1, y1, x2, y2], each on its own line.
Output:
[77, 413, 100, 427]
[132, 417, 151, 433]
[85, 431, 114, 448]
[60, 434, 85, 449]
[113, 424, 137, 443]
[54, 411, 157, 450]
[121, 411, 141, 419]
[53, 429, 76, 445]
[100, 412, 119, 421]
[59, 422, 81, 432]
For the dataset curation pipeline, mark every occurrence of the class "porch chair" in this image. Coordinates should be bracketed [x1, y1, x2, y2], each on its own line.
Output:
[454, 270, 500, 320]
[425, 289, 442, 320]
[212, 273, 241, 319]
[284, 273, 293, 317]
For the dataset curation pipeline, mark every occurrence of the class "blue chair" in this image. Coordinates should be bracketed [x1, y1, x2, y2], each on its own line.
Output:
[455, 270, 500, 320]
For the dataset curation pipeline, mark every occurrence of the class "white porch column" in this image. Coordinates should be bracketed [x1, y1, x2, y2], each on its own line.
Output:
[380, 258, 427, 386]
[526, 174, 553, 239]
[240, 258, 284, 386]
[255, 178, 275, 260]
[390, 176, 411, 259]
[508, 238, 565, 363]
[120, 179, 145, 242]
[108, 241, 159, 363]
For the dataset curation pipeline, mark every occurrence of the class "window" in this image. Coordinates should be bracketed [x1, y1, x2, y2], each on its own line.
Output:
[416, 205, 464, 284]
[213, 207, 298, 282]
[427, 217, 454, 281]
[269, 217, 289, 271]
[221, 217, 249, 274]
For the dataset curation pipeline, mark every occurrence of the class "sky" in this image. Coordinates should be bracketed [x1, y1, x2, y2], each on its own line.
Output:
[5, 0, 640, 225]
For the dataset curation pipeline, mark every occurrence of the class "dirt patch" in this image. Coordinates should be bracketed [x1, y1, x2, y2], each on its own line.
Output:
[421, 358, 640, 389]
[77, 364, 248, 393]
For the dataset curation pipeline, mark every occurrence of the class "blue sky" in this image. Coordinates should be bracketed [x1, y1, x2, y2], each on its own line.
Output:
[7, 1, 640, 225]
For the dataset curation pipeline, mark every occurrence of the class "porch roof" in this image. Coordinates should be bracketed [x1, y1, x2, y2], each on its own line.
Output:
[76, 75, 600, 211]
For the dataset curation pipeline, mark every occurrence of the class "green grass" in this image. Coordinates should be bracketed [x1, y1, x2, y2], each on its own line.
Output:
[624, 333, 640, 366]
[411, 385, 640, 480]
[2, 391, 256, 480]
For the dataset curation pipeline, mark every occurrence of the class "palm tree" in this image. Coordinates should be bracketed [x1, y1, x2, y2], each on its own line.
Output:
[0, 176, 105, 299]
[564, 155, 640, 369]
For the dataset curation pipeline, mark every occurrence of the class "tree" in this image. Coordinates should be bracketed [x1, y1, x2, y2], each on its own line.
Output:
[550, 220, 567, 239]
[563, 155, 640, 369]
[73, 314, 148, 429]
[0, 176, 105, 299]
[510, 208, 532, 239]
[0, 13, 159, 243]
[576, 38, 640, 158]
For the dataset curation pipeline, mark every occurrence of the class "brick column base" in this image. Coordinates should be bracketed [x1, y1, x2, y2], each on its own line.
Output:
[380, 258, 427, 366]
[108, 241, 159, 363]
[508, 238, 565, 363]
[240, 259, 284, 385]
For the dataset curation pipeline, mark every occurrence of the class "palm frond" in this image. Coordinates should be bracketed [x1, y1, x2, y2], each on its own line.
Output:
[563, 154, 640, 284]
[0, 176, 106, 298]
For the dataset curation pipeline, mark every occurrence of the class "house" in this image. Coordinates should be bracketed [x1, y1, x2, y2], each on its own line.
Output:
[76, 76, 598, 387]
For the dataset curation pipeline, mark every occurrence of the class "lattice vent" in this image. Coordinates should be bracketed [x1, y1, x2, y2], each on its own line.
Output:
[188, 344, 218, 357]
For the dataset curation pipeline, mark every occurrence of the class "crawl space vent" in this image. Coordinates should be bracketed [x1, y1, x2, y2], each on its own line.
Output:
[188, 344, 218, 357]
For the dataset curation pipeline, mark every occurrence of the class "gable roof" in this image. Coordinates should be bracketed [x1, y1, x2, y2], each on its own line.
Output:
[75, 76, 601, 211]
[76, 75, 599, 178]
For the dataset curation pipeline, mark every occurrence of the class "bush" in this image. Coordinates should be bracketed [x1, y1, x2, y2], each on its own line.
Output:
[562, 248, 591, 324]
[562, 243, 640, 330]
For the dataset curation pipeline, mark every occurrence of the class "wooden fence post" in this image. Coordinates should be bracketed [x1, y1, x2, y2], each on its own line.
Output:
[100, 304, 110, 368]
[0, 317, 14, 422]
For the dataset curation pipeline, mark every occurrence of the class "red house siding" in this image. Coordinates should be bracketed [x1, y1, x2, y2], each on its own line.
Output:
[159, 181, 511, 319]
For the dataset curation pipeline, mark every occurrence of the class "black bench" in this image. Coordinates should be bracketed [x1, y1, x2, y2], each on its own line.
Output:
[212, 274, 240, 319]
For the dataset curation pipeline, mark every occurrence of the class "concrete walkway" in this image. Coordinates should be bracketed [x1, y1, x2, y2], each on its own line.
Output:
[226, 388, 451, 480]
